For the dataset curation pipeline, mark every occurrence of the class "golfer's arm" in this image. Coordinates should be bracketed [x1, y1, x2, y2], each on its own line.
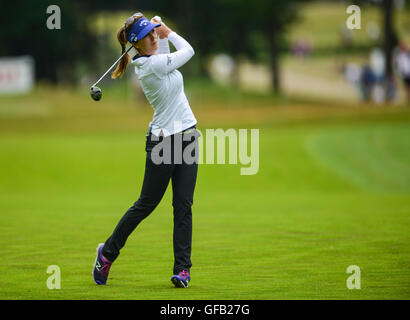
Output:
[158, 37, 170, 54]
[164, 32, 195, 72]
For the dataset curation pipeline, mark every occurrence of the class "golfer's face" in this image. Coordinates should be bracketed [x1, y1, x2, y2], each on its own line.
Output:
[138, 29, 158, 54]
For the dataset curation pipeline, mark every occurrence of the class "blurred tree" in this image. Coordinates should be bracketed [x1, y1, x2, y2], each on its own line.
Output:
[156, 0, 303, 94]
[0, 0, 95, 83]
[0, 0, 154, 83]
[0, 0, 303, 91]
[382, 0, 397, 102]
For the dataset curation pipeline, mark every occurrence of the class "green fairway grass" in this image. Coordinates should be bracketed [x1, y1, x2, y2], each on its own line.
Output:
[0, 87, 409, 299]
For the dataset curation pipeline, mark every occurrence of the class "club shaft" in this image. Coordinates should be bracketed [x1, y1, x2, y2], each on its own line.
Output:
[91, 46, 133, 87]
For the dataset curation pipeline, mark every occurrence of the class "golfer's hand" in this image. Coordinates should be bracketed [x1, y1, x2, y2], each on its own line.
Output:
[151, 17, 172, 39]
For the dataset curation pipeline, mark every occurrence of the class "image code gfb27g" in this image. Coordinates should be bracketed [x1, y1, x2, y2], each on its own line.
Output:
[0, 0, 409, 304]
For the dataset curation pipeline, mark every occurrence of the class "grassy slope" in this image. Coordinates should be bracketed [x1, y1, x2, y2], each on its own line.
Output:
[0, 86, 409, 299]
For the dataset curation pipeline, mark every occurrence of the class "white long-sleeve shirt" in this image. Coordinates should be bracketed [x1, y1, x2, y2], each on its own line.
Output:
[131, 32, 197, 137]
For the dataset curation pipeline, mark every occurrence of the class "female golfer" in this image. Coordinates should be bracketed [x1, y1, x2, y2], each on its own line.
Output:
[92, 13, 199, 288]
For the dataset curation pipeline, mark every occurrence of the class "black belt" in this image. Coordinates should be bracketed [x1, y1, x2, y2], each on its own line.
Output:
[147, 124, 197, 137]
[145, 124, 197, 153]
[180, 124, 197, 134]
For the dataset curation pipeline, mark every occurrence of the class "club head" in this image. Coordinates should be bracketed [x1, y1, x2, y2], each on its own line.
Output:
[90, 86, 102, 101]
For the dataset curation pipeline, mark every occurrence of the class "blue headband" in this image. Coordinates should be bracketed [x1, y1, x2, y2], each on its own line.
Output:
[127, 17, 160, 43]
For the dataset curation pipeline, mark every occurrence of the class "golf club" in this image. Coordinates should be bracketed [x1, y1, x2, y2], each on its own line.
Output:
[90, 46, 133, 101]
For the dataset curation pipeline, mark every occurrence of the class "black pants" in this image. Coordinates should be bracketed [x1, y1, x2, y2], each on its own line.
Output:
[102, 127, 199, 275]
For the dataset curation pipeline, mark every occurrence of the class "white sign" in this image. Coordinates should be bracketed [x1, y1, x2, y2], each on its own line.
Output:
[0, 56, 35, 94]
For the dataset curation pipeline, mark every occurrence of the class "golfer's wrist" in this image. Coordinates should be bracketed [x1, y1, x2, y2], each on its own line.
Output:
[160, 28, 172, 39]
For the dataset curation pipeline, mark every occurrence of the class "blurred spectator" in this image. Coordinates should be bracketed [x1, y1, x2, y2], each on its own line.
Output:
[342, 54, 398, 104]
[395, 42, 410, 103]
[291, 39, 313, 58]
[369, 48, 385, 83]
[343, 62, 362, 98]
[369, 48, 388, 103]
[360, 64, 376, 102]
[384, 75, 397, 102]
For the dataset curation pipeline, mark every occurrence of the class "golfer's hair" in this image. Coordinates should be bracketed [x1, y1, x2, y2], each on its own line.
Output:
[112, 15, 144, 79]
